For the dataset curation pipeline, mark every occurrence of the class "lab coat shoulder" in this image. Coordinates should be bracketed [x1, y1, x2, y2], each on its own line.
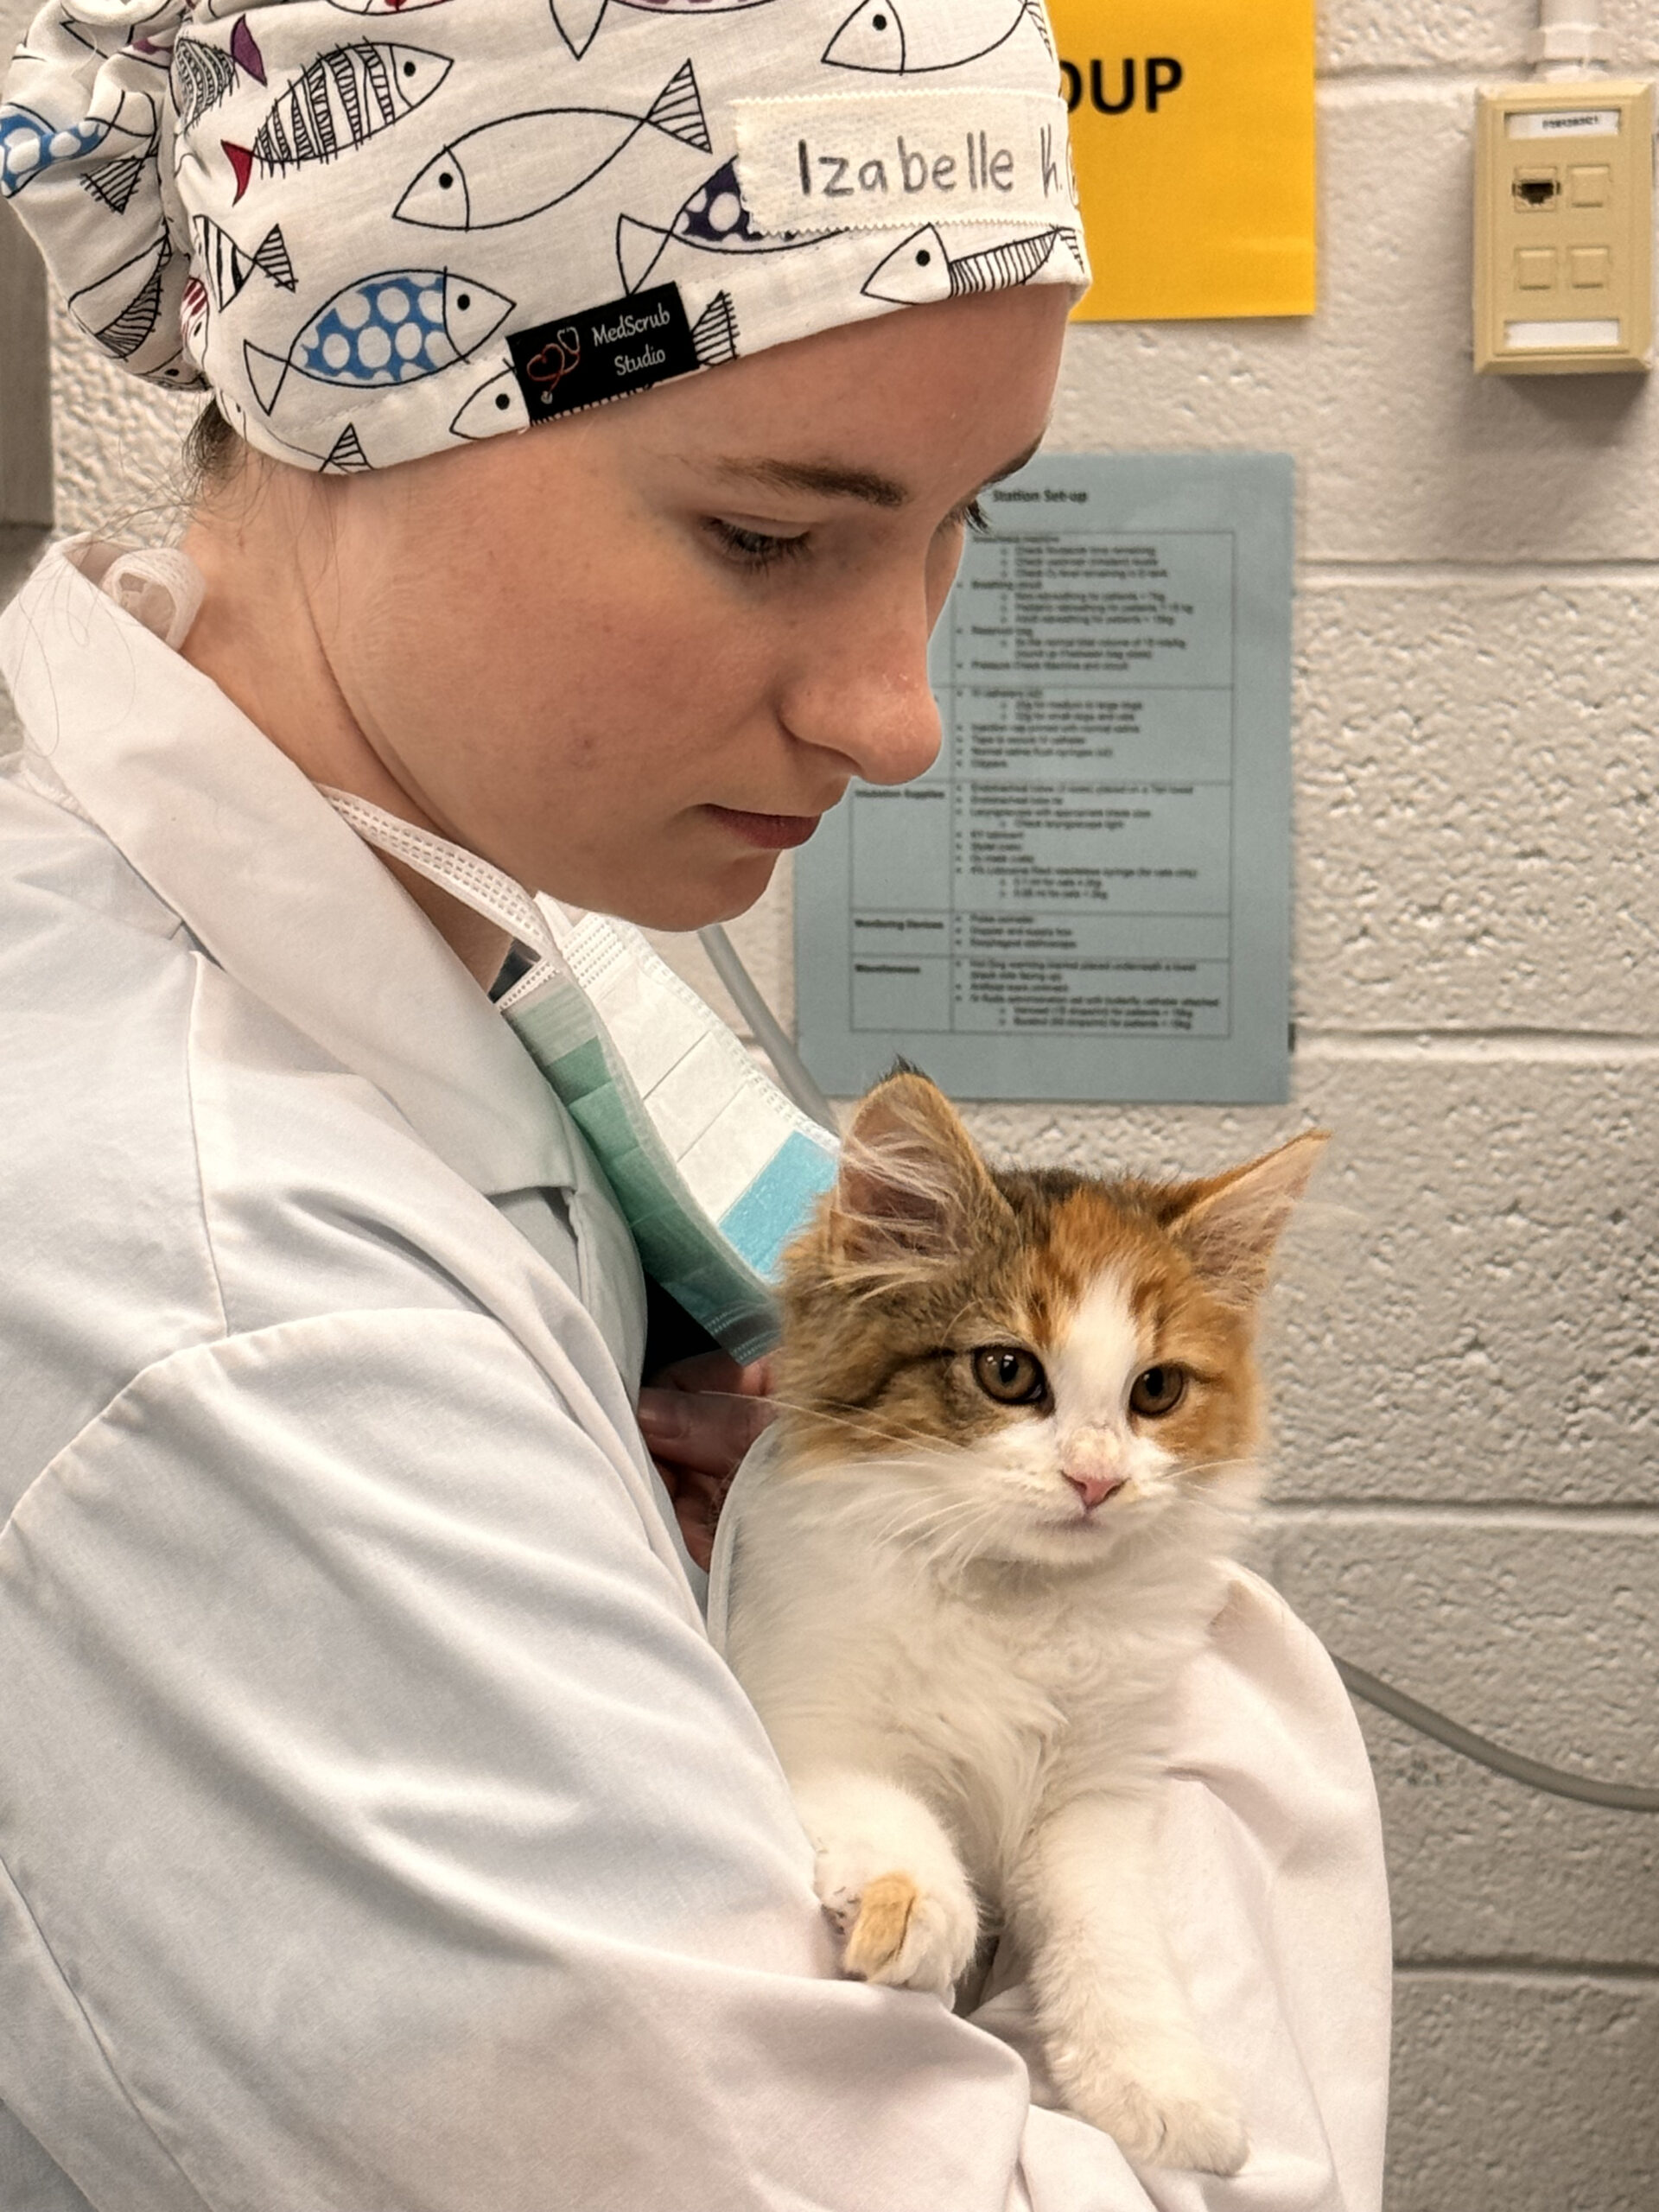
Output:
[184, 938, 576, 1344]
[0, 765, 228, 1516]
[0, 739, 643, 1480]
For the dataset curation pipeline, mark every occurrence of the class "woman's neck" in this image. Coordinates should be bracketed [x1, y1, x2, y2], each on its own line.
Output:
[178, 472, 513, 989]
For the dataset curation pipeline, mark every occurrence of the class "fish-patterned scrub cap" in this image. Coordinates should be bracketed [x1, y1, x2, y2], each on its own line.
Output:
[1, 0, 1089, 473]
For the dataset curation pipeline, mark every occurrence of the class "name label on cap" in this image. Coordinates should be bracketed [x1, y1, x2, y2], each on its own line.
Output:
[508, 283, 699, 423]
[734, 90, 1078, 232]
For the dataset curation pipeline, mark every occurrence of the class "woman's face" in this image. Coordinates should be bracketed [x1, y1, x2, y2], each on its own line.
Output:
[308, 285, 1071, 930]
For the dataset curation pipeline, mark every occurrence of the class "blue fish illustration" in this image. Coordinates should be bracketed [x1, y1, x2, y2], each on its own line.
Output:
[0, 103, 111, 197]
[225, 41, 451, 202]
[615, 155, 832, 293]
[550, 0, 776, 62]
[861, 222, 1074, 304]
[244, 268, 513, 415]
[823, 0, 1048, 73]
[394, 57, 709, 231]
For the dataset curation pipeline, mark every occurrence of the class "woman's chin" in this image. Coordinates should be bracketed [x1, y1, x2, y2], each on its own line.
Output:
[594, 849, 780, 933]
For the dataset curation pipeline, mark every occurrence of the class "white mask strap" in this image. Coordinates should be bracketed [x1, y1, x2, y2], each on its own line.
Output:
[320, 787, 562, 972]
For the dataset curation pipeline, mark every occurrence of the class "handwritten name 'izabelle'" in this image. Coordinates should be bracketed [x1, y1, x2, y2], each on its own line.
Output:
[796, 130, 1024, 201]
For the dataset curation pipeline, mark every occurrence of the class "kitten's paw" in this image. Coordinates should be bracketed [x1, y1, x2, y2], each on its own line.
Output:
[1056, 2035, 1249, 2176]
[814, 1851, 979, 1999]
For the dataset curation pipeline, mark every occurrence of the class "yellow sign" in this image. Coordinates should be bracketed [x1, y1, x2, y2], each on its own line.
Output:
[1049, 0, 1317, 321]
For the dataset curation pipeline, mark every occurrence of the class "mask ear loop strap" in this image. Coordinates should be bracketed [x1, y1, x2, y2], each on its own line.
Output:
[319, 786, 565, 976]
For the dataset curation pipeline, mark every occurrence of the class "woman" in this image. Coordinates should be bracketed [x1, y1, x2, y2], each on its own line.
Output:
[0, 2, 1389, 2206]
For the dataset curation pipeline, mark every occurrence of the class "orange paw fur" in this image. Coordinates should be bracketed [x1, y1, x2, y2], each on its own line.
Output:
[842, 1872, 920, 1980]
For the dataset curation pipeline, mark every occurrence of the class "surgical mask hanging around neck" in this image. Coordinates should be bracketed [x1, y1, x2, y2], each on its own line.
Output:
[322, 790, 838, 1364]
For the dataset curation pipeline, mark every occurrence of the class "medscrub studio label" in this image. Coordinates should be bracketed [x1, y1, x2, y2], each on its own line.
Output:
[508, 284, 700, 423]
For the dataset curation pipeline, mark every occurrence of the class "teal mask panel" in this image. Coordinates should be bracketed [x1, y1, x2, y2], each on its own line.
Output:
[324, 791, 838, 1362]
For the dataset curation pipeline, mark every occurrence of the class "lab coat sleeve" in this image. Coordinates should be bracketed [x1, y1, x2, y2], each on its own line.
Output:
[0, 1310, 1387, 2212]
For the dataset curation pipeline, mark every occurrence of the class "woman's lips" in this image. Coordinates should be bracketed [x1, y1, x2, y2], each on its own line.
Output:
[704, 804, 823, 850]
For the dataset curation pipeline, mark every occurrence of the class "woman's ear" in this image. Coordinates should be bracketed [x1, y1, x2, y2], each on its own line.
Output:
[828, 1069, 1005, 1280]
[1163, 1129, 1330, 1307]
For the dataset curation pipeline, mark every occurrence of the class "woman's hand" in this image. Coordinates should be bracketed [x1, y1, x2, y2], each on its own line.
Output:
[637, 1350, 775, 1573]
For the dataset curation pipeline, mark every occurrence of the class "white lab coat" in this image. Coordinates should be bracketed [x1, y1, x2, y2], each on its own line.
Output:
[0, 537, 1391, 2212]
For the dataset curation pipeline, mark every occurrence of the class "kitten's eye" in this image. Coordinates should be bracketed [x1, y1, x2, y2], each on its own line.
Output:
[971, 1346, 1047, 1406]
[1129, 1364, 1187, 1418]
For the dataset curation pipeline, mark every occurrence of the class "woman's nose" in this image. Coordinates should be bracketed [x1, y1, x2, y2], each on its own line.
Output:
[836, 671, 943, 788]
[784, 599, 944, 788]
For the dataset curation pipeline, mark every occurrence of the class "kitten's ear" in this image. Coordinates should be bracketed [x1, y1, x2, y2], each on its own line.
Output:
[829, 1071, 1004, 1279]
[1164, 1130, 1329, 1306]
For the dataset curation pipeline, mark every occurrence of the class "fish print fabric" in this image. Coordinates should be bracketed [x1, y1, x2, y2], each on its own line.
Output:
[0, 0, 1086, 472]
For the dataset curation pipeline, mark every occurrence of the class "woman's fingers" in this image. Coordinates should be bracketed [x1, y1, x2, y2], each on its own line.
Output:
[636, 1385, 774, 1479]
[637, 1354, 779, 1567]
[645, 1349, 773, 1400]
[652, 1459, 725, 1573]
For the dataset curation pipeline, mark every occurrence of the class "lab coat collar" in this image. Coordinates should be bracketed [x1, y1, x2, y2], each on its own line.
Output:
[0, 536, 581, 1205]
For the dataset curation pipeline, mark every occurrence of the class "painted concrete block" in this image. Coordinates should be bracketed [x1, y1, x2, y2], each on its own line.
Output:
[963, 1052, 1659, 1505]
[1262, 1514, 1659, 1783]
[51, 308, 197, 540]
[1294, 575, 1659, 1032]
[1320, 0, 1659, 74]
[1054, 88, 1659, 563]
[1358, 1703, 1659, 1967]
[1389, 1972, 1659, 2212]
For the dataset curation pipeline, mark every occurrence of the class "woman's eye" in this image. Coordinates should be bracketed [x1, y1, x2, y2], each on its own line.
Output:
[963, 499, 991, 536]
[971, 1345, 1047, 1406]
[706, 518, 810, 569]
[1129, 1364, 1187, 1418]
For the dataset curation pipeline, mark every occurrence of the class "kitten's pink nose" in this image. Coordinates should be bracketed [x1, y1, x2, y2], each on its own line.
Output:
[1061, 1428, 1123, 1510]
[1065, 1471, 1125, 1511]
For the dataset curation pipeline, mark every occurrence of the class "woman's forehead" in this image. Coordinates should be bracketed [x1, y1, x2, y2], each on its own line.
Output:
[600, 286, 1068, 477]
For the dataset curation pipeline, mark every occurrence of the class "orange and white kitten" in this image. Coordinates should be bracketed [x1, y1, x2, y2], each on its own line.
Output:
[724, 1072, 1325, 2177]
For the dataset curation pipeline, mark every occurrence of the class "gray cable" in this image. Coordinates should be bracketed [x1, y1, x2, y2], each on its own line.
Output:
[698, 931, 1659, 1814]
[697, 924, 839, 1132]
[1333, 1656, 1659, 1814]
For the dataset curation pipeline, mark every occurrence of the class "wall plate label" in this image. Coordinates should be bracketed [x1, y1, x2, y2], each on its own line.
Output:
[734, 90, 1077, 231]
[1508, 109, 1621, 137]
[1504, 316, 1622, 346]
[508, 283, 698, 423]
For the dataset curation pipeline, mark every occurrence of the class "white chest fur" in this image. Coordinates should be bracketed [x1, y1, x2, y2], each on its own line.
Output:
[725, 1465, 1234, 1897]
[721, 1459, 1255, 2174]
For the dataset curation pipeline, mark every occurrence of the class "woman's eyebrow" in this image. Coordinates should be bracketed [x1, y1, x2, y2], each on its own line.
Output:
[710, 456, 908, 507]
[708, 438, 1045, 511]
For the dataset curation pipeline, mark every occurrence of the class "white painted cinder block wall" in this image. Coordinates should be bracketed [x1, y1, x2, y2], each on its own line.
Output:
[5, 0, 1657, 2203]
